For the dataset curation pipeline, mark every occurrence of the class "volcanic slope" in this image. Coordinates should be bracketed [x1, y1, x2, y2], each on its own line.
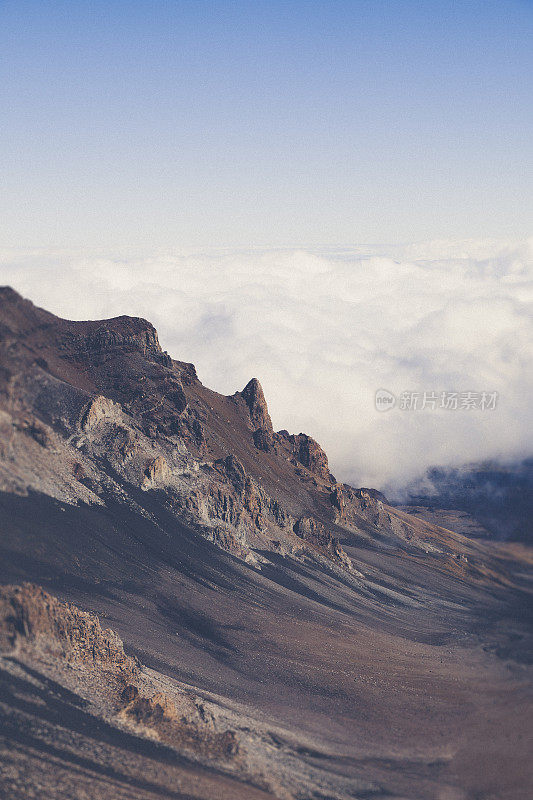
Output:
[0, 286, 531, 800]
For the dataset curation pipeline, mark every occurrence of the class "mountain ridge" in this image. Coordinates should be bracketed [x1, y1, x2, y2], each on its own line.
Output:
[0, 286, 531, 800]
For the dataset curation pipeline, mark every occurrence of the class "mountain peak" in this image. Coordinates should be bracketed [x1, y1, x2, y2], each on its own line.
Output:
[240, 377, 273, 434]
[0, 286, 24, 303]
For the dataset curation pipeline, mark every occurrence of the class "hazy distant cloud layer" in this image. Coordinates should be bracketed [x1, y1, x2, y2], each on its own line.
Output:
[1, 240, 532, 492]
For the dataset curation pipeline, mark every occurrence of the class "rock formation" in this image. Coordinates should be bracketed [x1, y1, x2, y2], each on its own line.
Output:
[240, 378, 272, 431]
[293, 432, 331, 480]
[143, 455, 170, 486]
[239, 377, 274, 451]
[81, 395, 122, 431]
[0, 288, 531, 800]
[0, 288, 358, 570]
[0, 583, 137, 676]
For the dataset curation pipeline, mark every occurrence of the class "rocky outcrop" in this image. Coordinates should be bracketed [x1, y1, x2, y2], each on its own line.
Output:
[294, 517, 352, 570]
[0, 583, 137, 676]
[208, 488, 243, 528]
[243, 476, 264, 525]
[205, 525, 257, 563]
[163, 376, 187, 413]
[239, 378, 274, 451]
[330, 483, 390, 530]
[293, 433, 331, 481]
[110, 424, 138, 463]
[117, 682, 238, 759]
[330, 483, 346, 520]
[223, 454, 247, 493]
[143, 455, 170, 486]
[253, 425, 273, 452]
[81, 395, 122, 431]
[66, 317, 172, 368]
[0, 583, 240, 767]
[206, 457, 274, 536]
[241, 378, 272, 432]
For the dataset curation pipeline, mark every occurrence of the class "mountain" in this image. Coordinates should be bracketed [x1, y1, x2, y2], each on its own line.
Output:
[0, 286, 532, 800]
[397, 460, 533, 543]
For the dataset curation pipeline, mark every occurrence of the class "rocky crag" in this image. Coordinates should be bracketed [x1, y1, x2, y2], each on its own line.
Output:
[0, 285, 441, 571]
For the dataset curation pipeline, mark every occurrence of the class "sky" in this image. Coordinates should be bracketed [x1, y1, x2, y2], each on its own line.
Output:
[1, 0, 532, 249]
[0, 2, 532, 490]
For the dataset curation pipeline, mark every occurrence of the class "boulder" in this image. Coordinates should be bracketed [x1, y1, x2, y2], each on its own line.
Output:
[81, 395, 121, 431]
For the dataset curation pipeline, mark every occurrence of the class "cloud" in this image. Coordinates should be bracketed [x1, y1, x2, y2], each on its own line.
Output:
[1, 240, 532, 493]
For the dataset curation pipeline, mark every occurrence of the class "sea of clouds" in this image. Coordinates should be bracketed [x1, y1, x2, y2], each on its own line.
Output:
[1, 239, 532, 494]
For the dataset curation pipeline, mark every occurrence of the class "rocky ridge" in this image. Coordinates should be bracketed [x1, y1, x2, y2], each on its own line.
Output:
[0, 288, 532, 800]
[0, 287, 411, 571]
[0, 287, 511, 581]
[0, 584, 267, 790]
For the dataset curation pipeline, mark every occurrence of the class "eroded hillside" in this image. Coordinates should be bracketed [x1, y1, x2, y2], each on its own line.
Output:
[0, 287, 532, 800]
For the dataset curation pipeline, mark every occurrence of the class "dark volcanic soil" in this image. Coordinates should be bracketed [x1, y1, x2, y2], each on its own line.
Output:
[0, 287, 532, 800]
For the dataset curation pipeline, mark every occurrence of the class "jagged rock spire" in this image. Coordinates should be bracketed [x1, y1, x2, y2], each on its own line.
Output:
[241, 378, 273, 433]
[240, 378, 274, 452]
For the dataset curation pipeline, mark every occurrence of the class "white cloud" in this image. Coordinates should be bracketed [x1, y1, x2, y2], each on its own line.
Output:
[1, 240, 532, 493]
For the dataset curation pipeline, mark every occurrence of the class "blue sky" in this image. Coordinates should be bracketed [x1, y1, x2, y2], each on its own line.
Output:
[1, 0, 532, 249]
